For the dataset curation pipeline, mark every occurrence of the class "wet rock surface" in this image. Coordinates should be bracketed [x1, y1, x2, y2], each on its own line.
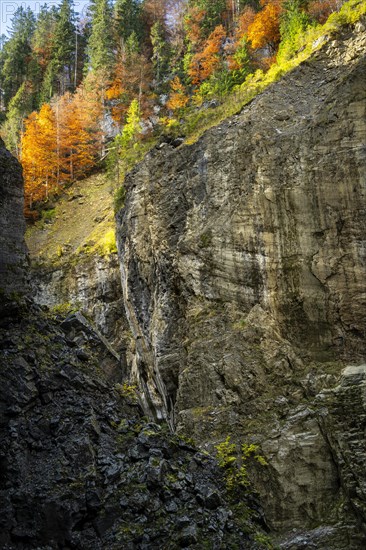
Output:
[0, 302, 266, 549]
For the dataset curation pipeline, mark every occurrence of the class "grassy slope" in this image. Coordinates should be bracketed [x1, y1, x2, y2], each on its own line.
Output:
[26, 172, 116, 266]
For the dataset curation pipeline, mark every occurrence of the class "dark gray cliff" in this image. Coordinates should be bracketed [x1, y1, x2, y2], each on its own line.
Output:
[0, 138, 28, 297]
[117, 20, 366, 546]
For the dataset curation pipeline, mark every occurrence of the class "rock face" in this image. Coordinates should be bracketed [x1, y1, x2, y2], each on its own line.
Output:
[0, 138, 28, 297]
[31, 254, 126, 350]
[26, 172, 127, 353]
[117, 20, 366, 544]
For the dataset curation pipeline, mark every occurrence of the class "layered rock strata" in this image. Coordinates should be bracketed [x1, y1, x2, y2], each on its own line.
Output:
[117, 20, 366, 544]
[31, 253, 126, 350]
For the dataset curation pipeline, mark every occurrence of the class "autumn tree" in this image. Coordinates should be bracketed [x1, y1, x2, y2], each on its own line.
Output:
[70, 71, 104, 159]
[187, 0, 227, 37]
[184, 4, 206, 49]
[142, 0, 168, 42]
[226, 7, 255, 71]
[21, 104, 58, 208]
[308, 0, 339, 24]
[166, 76, 189, 114]
[188, 24, 226, 85]
[21, 72, 104, 212]
[106, 34, 153, 127]
[247, 0, 282, 53]
[55, 92, 100, 181]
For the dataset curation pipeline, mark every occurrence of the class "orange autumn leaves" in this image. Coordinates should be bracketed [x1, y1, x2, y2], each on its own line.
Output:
[247, 0, 283, 53]
[189, 24, 226, 85]
[186, 0, 282, 90]
[21, 75, 103, 209]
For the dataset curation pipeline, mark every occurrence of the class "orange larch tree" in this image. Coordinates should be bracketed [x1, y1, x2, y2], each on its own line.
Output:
[21, 103, 58, 208]
[166, 76, 189, 113]
[226, 7, 256, 70]
[247, 0, 283, 53]
[106, 45, 153, 127]
[21, 74, 104, 212]
[188, 24, 226, 85]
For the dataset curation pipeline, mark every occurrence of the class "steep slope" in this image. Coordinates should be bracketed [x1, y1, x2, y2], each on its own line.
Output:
[117, 18, 366, 545]
[0, 303, 267, 549]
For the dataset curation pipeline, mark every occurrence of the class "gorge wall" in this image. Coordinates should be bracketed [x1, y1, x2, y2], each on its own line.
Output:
[117, 20, 366, 546]
[0, 137, 28, 300]
[1, 138, 267, 549]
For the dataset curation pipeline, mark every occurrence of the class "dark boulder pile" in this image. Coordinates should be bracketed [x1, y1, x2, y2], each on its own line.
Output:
[0, 300, 266, 549]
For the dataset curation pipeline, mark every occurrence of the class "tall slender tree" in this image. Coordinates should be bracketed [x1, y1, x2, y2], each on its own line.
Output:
[151, 21, 171, 90]
[31, 5, 59, 106]
[52, 0, 77, 88]
[0, 7, 35, 106]
[39, 0, 77, 102]
[114, 0, 143, 46]
[87, 0, 114, 72]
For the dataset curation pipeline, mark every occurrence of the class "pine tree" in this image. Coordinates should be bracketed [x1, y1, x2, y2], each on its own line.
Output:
[1, 83, 33, 155]
[31, 6, 59, 105]
[31, 6, 59, 71]
[187, 0, 227, 38]
[150, 21, 170, 90]
[114, 0, 143, 46]
[0, 7, 35, 106]
[87, 0, 114, 72]
[52, 0, 77, 90]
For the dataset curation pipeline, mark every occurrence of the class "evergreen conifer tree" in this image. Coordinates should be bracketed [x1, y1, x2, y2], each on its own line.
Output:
[0, 7, 35, 106]
[52, 0, 76, 86]
[114, 0, 143, 45]
[87, 0, 114, 72]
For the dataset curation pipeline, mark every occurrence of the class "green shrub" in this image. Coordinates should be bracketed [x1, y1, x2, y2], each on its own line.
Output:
[114, 185, 126, 212]
[215, 436, 267, 492]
